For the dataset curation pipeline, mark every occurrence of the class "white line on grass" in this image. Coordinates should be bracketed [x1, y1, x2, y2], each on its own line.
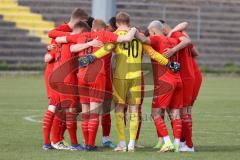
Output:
[24, 115, 42, 123]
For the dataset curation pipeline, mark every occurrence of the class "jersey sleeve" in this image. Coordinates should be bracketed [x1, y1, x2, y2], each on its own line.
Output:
[143, 44, 169, 65]
[48, 23, 71, 39]
[48, 31, 70, 39]
[66, 34, 80, 44]
[171, 31, 185, 39]
[102, 31, 118, 43]
[93, 43, 115, 58]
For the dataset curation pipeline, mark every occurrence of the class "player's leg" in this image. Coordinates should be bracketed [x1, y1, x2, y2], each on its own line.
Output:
[135, 77, 144, 148]
[151, 80, 175, 152]
[65, 95, 84, 151]
[42, 104, 56, 150]
[101, 99, 116, 148]
[51, 94, 69, 150]
[42, 70, 56, 150]
[135, 104, 144, 148]
[87, 102, 101, 151]
[127, 79, 142, 152]
[114, 103, 127, 152]
[180, 79, 195, 152]
[81, 103, 90, 148]
[153, 109, 165, 149]
[128, 104, 139, 152]
[87, 75, 105, 151]
[113, 78, 127, 152]
[169, 80, 183, 152]
[151, 106, 174, 152]
[169, 108, 182, 152]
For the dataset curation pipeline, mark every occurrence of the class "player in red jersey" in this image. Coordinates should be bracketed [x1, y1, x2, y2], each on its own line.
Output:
[191, 46, 202, 106]
[55, 19, 137, 151]
[42, 8, 88, 150]
[160, 21, 198, 152]
[136, 20, 192, 152]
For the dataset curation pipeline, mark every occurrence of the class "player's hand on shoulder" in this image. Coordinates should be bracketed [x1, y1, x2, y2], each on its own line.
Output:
[163, 48, 176, 58]
[88, 37, 104, 48]
[46, 44, 56, 51]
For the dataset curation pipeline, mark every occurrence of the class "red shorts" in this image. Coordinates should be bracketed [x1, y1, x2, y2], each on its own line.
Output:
[191, 70, 202, 105]
[182, 78, 195, 107]
[152, 71, 183, 109]
[45, 69, 54, 98]
[78, 74, 106, 104]
[48, 73, 78, 108]
[45, 69, 60, 106]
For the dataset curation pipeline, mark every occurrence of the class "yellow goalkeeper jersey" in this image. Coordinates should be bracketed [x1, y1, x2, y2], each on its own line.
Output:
[114, 30, 143, 79]
[93, 30, 169, 79]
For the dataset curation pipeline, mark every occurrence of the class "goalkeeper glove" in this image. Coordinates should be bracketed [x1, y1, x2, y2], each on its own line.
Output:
[168, 61, 180, 73]
[78, 54, 96, 67]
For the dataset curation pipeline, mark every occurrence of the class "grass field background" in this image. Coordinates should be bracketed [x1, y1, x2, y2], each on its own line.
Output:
[0, 74, 240, 160]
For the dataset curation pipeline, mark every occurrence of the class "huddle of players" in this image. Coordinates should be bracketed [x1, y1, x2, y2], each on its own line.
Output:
[42, 8, 202, 153]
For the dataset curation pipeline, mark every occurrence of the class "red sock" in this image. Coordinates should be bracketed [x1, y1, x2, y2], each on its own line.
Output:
[101, 113, 111, 137]
[81, 113, 89, 145]
[154, 116, 168, 137]
[51, 116, 62, 144]
[136, 106, 142, 140]
[185, 114, 193, 148]
[42, 110, 54, 144]
[66, 112, 78, 145]
[88, 113, 99, 146]
[59, 121, 66, 141]
[172, 118, 182, 140]
[181, 114, 188, 142]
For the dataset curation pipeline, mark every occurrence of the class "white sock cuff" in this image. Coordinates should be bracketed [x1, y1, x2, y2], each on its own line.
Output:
[48, 105, 56, 112]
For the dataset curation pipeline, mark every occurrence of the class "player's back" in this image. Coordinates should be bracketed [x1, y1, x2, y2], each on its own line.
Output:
[114, 30, 143, 79]
[150, 35, 179, 79]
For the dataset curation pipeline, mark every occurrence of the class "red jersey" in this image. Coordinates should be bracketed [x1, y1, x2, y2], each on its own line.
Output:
[67, 31, 118, 78]
[150, 35, 179, 82]
[171, 31, 194, 79]
[46, 23, 72, 72]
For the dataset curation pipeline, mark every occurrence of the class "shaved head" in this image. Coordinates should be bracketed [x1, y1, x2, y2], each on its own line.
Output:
[148, 20, 164, 31]
[148, 20, 165, 36]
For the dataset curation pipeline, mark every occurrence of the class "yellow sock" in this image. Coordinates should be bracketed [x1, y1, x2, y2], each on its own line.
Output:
[115, 112, 126, 141]
[129, 112, 139, 141]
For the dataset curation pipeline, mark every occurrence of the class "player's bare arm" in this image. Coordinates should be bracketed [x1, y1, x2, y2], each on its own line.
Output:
[135, 30, 151, 44]
[116, 27, 137, 42]
[168, 22, 188, 37]
[163, 36, 192, 58]
[55, 36, 68, 44]
[44, 53, 53, 63]
[70, 38, 103, 53]
[46, 44, 56, 51]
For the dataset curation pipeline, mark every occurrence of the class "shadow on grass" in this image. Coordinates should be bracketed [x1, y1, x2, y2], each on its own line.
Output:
[195, 145, 240, 152]
[130, 145, 240, 153]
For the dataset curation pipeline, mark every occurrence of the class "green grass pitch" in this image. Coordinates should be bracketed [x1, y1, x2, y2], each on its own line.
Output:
[0, 74, 240, 160]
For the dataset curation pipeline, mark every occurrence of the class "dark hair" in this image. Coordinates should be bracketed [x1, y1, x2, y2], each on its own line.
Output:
[109, 17, 117, 31]
[71, 8, 88, 21]
[144, 29, 150, 37]
[87, 16, 94, 28]
[73, 21, 91, 32]
[159, 19, 166, 24]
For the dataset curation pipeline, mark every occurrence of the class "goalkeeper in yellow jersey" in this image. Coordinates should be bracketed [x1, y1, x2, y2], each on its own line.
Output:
[77, 12, 179, 152]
